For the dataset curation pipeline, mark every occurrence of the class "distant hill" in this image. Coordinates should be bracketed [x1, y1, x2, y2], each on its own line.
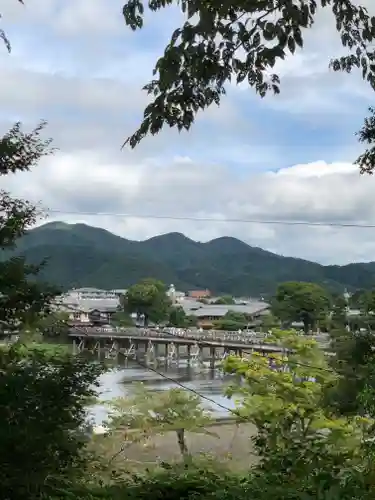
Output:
[5, 221, 375, 296]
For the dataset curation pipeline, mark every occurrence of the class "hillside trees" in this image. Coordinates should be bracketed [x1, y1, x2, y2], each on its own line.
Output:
[272, 281, 331, 333]
[122, 0, 375, 160]
[125, 278, 171, 326]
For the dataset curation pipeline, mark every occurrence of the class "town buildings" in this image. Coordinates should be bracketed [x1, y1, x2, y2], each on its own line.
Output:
[179, 298, 270, 328]
[56, 287, 124, 326]
[55, 284, 271, 328]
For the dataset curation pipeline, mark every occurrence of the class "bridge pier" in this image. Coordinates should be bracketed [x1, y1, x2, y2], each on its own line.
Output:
[175, 344, 180, 363]
[187, 344, 191, 363]
[210, 347, 216, 369]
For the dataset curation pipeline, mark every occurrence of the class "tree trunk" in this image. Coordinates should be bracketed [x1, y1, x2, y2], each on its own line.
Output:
[176, 428, 188, 458]
[144, 313, 149, 327]
[302, 314, 309, 335]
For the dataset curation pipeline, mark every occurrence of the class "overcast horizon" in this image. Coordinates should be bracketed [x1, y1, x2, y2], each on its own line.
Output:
[2, 1, 375, 265]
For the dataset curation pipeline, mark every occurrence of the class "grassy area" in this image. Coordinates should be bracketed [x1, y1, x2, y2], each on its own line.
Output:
[0, 341, 70, 358]
[89, 421, 258, 473]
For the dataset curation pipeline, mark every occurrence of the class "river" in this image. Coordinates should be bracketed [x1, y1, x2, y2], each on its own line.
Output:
[89, 360, 237, 426]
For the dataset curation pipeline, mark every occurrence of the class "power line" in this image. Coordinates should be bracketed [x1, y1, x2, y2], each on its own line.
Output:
[62, 313, 351, 380]
[65, 322, 238, 414]
[45, 208, 375, 229]
[63, 321, 233, 412]
[131, 357, 237, 415]
[42, 317, 359, 411]
[69, 321, 338, 376]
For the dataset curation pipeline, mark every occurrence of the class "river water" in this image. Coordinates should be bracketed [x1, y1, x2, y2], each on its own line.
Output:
[89, 361, 237, 426]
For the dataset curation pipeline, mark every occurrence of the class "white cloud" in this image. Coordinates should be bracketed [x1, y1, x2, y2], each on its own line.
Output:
[1, 0, 126, 36]
[3, 152, 375, 265]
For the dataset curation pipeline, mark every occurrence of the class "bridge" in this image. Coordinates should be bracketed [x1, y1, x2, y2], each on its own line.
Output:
[68, 326, 330, 367]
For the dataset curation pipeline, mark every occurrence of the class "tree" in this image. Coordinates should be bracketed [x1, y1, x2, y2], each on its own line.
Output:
[186, 314, 198, 327]
[223, 329, 375, 499]
[356, 107, 375, 174]
[81, 467, 252, 500]
[214, 295, 235, 305]
[272, 281, 331, 333]
[349, 289, 366, 309]
[125, 278, 171, 326]
[30, 310, 70, 337]
[122, 0, 375, 153]
[260, 311, 280, 330]
[0, 343, 103, 498]
[326, 328, 375, 416]
[0, 0, 23, 53]
[356, 289, 375, 331]
[0, 122, 59, 332]
[168, 305, 188, 327]
[107, 383, 214, 460]
[330, 294, 348, 330]
[359, 289, 375, 315]
[111, 310, 135, 327]
[214, 310, 249, 330]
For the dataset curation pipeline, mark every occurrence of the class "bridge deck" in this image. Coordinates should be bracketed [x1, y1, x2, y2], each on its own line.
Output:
[68, 332, 286, 352]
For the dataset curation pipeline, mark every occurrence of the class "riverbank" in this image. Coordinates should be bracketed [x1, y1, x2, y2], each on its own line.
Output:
[89, 421, 258, 472]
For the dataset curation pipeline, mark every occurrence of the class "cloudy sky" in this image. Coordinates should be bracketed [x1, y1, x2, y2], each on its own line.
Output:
[2, 0, 375, 265]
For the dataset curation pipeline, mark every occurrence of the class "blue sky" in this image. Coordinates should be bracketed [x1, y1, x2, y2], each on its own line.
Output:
[1, 0, 375, 264]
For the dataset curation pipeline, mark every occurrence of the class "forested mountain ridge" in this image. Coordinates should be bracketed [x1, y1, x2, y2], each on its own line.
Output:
[7, 221, 375, 296]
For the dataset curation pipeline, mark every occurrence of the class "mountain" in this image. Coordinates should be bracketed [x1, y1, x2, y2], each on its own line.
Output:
[5, 221, 375, 296]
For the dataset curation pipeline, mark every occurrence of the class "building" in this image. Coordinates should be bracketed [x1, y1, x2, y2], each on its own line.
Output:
[188, 289, 211, 299]
[180, 301, 270, 328]
[62, 287, 122, 303]
[56, 287, 123, 326]
[166, 284, 185, 304]
[56, 302, 120, 326]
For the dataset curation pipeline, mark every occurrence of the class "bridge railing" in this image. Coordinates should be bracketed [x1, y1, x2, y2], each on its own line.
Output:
[68, 326, 331, 348]
[68, 326, 286, 347]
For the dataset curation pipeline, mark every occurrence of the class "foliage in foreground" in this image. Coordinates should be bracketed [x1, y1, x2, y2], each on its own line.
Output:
[4, 328, 375, 499]
[223, 328, 375, 499]
[46, 465, 252, 500]
[121, 0, 375, 167]
[0, 344, 103, 499]
[326, 328, 375, 416]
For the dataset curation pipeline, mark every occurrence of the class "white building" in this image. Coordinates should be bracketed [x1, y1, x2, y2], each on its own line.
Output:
[63, 287, 121, 302]
[166, 284, 185, 303]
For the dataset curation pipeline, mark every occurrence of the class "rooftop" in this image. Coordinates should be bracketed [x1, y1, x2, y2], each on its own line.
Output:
[184, 302, 270, 318]
[58, 299, 120, 313]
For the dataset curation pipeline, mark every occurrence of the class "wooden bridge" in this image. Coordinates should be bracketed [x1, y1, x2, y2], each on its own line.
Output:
[68, 326, 297, 367]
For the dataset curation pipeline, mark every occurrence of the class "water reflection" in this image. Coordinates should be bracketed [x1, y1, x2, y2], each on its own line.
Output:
[89, 361, 237, 425]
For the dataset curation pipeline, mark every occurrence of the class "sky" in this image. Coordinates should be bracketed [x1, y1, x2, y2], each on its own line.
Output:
[1, 0, 375, 265]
